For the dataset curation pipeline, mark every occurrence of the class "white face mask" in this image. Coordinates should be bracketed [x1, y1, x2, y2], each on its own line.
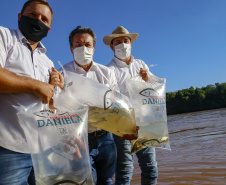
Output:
[72, 46, 93, 65]
[114, 43, 131, 60]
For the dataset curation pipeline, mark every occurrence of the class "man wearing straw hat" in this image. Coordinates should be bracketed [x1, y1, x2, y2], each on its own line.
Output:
[103, 26, 158, 185]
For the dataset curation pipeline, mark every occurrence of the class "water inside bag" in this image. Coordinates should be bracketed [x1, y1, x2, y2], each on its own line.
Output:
[17, 102, 95, 185]
[126, 73, 171, 153]
[54, 70, 138, 139]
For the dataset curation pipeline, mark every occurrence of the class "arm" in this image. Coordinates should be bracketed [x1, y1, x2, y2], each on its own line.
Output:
[0, 28, 54, 104]
[109, 67, 119, 91]
[0, 67, 54, 104]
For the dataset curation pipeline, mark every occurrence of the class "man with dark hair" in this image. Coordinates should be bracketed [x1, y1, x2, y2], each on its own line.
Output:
[21, 0, 53, 21]
[0, 0, 62, 184]
[103, 26, 158, 185]
[69, 26, 96, 47]
[60, 26, 117, 185]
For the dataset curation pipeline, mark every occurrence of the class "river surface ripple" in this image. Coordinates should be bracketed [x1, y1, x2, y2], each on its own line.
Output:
[131, 108, 226, 185]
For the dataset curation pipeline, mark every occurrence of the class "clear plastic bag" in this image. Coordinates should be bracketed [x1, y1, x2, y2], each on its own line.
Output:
[53, 70, 138, 139]
[126, 73, 171, 154]
[17, 101, 95, 185]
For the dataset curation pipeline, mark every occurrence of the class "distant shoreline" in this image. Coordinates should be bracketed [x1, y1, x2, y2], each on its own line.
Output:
[166, 82, 226, 115]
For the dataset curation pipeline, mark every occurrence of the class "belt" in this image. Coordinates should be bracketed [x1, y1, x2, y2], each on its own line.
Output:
[89, 130, 108, 137]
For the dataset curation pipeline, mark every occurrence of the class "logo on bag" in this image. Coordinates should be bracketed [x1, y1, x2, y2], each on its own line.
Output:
[140, 88, 166, 105]
[104, 89, 122, 114]
[34, 110, 83, 128]
[139, 88, 159, 97]
[34, 109, 63, 118]
[104, 90, 114, 110]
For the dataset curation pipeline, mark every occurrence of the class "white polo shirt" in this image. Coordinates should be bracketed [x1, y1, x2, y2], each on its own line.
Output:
[107, 56, 153, 97]
[61, 60, 117, 133]
[0, 26, 54, 153]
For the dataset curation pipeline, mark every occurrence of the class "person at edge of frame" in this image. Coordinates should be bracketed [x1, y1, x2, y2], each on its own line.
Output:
[0, 0, 63, 184]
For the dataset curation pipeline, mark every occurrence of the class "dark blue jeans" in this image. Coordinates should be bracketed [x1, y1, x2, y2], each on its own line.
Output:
[114, 135, 158, 185]
[0, 147, 35, 185]
[89, 132, 117, 185]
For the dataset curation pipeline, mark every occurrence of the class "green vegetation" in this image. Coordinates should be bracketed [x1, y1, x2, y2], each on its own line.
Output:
[166, 82, 226, 115]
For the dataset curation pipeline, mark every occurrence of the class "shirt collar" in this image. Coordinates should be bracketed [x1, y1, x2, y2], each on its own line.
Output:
[113, 55, 134, 68]
[73, 61, 97, 72]
[16, 28, 47, 53]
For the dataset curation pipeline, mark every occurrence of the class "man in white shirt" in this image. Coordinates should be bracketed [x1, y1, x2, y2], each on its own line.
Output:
[103, 26, 158, 185]
[61, 26, 117, 185]
[0, 1, 62, 184]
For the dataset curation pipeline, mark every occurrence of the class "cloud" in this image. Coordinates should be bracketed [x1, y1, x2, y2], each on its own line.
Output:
[150, 64, 158, 68]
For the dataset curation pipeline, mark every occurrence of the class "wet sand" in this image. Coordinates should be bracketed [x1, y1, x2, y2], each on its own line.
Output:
[130, 109, 226, 185]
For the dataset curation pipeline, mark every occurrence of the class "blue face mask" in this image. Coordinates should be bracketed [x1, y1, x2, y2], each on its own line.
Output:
[19, 15, 49, 42]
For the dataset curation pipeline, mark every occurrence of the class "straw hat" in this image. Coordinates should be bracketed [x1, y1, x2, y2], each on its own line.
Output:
[103, 26, 138, 47]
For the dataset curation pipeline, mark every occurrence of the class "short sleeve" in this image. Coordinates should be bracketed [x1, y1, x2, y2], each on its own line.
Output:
[0, 27, 8, 67]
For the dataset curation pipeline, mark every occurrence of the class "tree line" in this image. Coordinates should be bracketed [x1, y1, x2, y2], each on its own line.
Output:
[166, 82, 226, 115]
